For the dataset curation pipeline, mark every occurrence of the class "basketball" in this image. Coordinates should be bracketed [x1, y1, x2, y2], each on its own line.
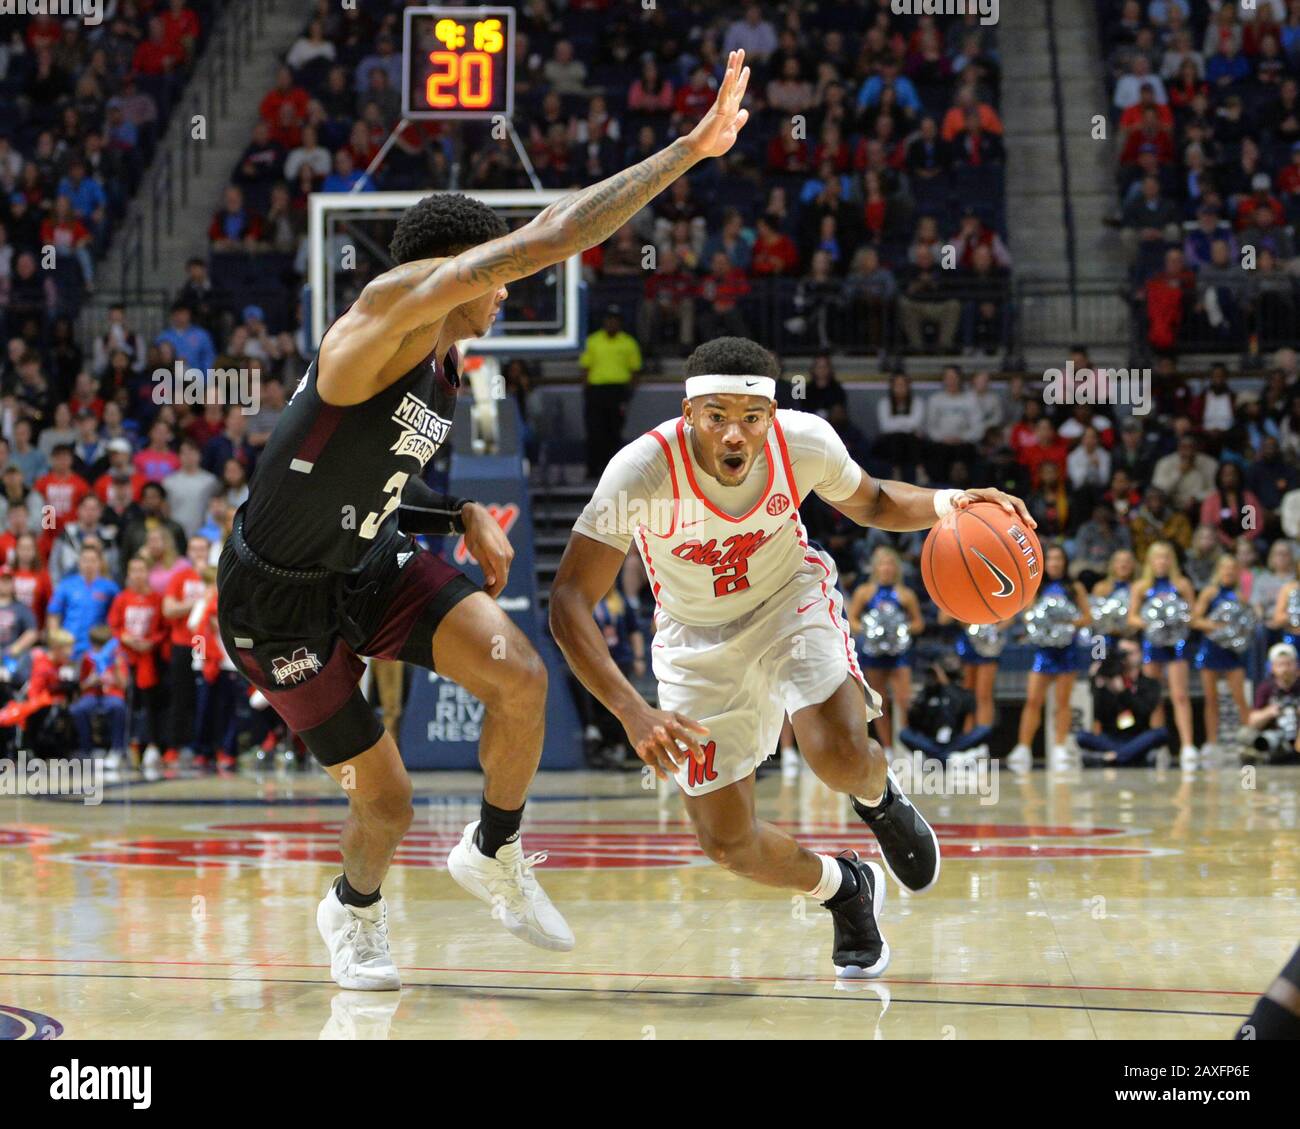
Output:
[921, 502, 1043, 626]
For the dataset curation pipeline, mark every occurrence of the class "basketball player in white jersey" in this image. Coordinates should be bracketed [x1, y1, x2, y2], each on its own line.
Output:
[550, 338, 1035, 976]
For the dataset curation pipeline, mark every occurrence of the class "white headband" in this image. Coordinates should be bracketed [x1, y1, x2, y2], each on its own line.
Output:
[684, 374, 777, 401]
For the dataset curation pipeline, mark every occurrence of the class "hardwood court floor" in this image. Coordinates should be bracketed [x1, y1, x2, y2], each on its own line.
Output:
[2, 759, 1297, 1040]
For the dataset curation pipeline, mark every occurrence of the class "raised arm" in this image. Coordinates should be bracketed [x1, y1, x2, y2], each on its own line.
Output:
[366, 51, 749, 339]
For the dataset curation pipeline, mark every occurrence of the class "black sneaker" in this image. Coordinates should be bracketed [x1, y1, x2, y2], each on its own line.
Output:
[852, 770, 941, 893]
[823, 853, 890, 979]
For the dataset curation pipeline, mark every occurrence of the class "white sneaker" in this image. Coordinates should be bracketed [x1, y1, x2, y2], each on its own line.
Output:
[1179, 745, 1200, 769]
[1006, 745, 1033, 773]
[1049, 744, 1073, 770]
[781, 746, 799, 779]
[103, 749, 125, 771]
[141, 745, 161, 769]
[446, 820, 575, 951]
[316, 881, 402, 991]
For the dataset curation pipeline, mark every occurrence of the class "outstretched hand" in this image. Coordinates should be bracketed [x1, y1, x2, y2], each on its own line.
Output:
[685, 50, 751, 159]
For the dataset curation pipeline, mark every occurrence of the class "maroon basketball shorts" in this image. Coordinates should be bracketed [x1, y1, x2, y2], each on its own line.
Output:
[216, 529, 478, 765]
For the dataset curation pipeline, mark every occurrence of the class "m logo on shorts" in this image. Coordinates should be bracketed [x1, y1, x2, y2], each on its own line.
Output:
[766, 494, 790, 516]
[687, 741, 718, 788]
[270, 647, 322, 685]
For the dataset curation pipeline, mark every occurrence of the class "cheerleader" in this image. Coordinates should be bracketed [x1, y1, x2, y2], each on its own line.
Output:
[1010, 544, 1091, 769]
[939, 610, 997, 731]
[1090, 548, 1138, 653]
[1191, 555, 1253, 748]
[847, 546, 924, 756]
[1127, 540, 1198, 762]
[1268, 564, 1300, 650]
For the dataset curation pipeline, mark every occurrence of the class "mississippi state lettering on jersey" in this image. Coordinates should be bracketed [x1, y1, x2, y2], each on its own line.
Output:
[241, 345, 460, 574]
[575, 410, 861, 627]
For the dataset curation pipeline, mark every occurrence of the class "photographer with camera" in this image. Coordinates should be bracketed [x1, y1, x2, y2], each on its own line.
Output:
[1240, 642, 1300, 765]
[1077, 637, 1170, 767]
[897, 652, 992, 764]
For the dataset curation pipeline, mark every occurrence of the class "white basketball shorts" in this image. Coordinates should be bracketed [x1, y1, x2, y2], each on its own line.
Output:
[651, 549, 883, 797]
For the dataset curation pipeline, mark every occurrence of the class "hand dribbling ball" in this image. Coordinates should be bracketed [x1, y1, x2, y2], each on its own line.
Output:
[921, 501, 1042, 625]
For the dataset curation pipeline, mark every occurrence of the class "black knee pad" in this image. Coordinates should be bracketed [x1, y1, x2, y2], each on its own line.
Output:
[299, 688, 386, 767]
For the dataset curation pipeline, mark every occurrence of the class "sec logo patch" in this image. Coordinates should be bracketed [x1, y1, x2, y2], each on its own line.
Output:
[766, 494, 790, 516]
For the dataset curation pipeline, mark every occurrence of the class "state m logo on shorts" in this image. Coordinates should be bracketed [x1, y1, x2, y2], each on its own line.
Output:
[686, 741, 718, 788]
[271, 647, 323, 685]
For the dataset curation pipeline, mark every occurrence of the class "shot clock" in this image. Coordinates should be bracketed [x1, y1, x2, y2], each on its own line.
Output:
[402, 6, 517, 120]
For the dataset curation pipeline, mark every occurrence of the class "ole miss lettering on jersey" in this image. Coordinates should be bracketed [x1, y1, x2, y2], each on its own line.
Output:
[636, 416, 807, 627]
[671, 529, 775, 598]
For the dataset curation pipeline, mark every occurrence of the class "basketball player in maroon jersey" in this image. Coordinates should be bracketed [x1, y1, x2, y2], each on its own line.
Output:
[217, 53, 753, 990]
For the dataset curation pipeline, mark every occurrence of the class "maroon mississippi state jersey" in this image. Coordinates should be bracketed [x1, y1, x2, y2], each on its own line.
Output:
[241, 345, 460, 574]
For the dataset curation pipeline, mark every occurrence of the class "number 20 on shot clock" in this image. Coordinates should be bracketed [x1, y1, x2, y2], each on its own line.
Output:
[402, 6, 517, 120]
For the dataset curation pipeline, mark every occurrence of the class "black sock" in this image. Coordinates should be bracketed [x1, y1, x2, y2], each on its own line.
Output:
[475, 796, 524, 858]
[823, 858, 861, 907]
[852, 787, 893, 820]
[335, 873, 380, 909]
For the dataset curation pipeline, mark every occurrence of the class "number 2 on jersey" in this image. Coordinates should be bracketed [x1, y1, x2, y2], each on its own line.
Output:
[360, 471, 409, 540]
[713, 560, 751, 597]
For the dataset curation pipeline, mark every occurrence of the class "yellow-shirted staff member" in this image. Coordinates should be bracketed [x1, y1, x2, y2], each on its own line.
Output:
[580, 305, 643, 480]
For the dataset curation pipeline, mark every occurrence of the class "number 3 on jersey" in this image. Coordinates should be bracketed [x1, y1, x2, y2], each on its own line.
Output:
[360, 471, 409, 540]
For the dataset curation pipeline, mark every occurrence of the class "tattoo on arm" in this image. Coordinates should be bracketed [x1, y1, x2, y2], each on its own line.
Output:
[551, 140, 694, 248]
[449, 139, 696, 290]
[451, 233, 543, 288]
[362, 139, 697, 329]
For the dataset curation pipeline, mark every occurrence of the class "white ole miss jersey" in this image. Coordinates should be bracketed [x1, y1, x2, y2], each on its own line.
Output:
[574, 410, 862, 628]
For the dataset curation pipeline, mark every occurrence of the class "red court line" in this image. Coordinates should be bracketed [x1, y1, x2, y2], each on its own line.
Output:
[0, 955, 1258, 997]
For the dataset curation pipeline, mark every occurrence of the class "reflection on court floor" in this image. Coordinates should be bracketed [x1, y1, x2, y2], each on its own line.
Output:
[1, 763, 1296, 1039]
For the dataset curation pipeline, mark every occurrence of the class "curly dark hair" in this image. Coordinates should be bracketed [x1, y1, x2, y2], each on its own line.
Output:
[684, 337, 779, 379]
[389, 193, 509, 264]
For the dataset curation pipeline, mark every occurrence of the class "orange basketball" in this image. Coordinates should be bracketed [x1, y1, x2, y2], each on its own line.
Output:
[921, 502, 1043, 625]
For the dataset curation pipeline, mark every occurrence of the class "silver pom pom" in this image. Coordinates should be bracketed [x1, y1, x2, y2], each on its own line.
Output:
[1206, 598, 1257, 654]
[860, 601, 911, 657]
[1140, 593, 1191, 646]
[967, 622, 1005, 658]
[1089, 592, 1130, 636]
[1023, 593, 1078, 648]
[1286, 586, 1300, 629]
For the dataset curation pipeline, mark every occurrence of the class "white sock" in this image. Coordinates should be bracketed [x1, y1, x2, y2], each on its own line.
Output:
[1011, 744, 1031, 758]
[806, 853, 843, 902]
[1051, 744, 1068, 758]
[854, 789, 885, 808]
[781, 745, 797, 758]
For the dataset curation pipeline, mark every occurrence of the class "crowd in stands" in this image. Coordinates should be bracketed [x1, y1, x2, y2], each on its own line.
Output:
[200, 0, 1013, 359]
[0, 285, 304, 766]
[0, 1, 216, 336]
[1105, 0, 1300, 353]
